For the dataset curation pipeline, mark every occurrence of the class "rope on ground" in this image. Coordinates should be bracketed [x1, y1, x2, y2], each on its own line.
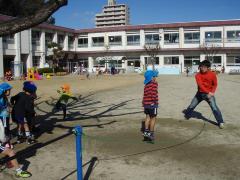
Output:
[84, 114, 211, 162]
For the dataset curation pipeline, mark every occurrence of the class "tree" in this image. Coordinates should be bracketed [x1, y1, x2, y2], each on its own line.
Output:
[144, 44, 162, 70]
[0, 0, 44, 17]
[47, 42, 65, 74]
[0, 0, 67, 36]
[199, 43, 221, 63]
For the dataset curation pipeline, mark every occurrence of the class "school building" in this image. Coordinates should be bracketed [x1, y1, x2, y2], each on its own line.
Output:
[1, 14, 240, 78]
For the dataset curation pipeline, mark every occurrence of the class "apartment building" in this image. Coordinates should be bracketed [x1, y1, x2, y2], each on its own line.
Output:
[1, 13, 240, 78]
[95, 0, 130, 27]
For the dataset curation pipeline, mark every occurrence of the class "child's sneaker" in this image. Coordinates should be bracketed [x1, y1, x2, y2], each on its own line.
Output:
[143, 131, 151, 141]
[149, 132, 155, 141]
[16, 170, 32, 178]
[17, 136, 24, 144]
[26, 136, 36, 145]
[143, 131, 151, 138]
[219, 123, 224, 129]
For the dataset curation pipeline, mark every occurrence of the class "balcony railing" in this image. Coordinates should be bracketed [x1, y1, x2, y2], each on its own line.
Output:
[145, 40, 159, 45]
[226, 38, 240, 43]
[109, 42, 122, 46]
[184, 39, 200, 44]
[92, 42, 104, 47]
[127, 41, 140, 46]
[78, 44, 88, 48]
[164, 40, 179, 44]
[204, 38, 222, 43]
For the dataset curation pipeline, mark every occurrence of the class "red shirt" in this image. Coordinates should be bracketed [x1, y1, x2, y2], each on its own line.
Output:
[142, 81, 158, 108]
[195, 71, 217, 94]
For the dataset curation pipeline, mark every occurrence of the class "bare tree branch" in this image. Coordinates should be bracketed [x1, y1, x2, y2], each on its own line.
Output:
[0, 0, 67, 37]
[199, 43, 222, 61]
[144, 44, 162, 70]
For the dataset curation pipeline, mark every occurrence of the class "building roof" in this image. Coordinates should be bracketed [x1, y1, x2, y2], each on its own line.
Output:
[1, 14, 240, 35]
[76, 20, 240, 33]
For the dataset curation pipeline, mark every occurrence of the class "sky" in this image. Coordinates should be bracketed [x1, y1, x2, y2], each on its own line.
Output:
[53, 0, 240, 29]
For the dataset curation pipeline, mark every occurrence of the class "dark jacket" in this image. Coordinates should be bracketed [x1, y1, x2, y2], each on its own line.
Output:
[10, 92, 35, 119]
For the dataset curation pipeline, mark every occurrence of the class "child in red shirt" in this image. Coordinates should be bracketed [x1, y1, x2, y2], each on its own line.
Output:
[184, 60, 224, 129]
[142, 70, 159, 143]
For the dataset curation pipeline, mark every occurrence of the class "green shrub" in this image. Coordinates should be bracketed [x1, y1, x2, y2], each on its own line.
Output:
[37, 68, 53, 75]
[37, 67, 66, 75]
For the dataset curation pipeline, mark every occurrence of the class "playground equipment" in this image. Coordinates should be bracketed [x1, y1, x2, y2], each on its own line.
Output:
[27, 68, 42, 80]
[46, 74, 51, 79]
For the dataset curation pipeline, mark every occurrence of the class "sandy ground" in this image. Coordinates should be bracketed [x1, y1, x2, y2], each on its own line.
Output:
[0, 73, 240, 180]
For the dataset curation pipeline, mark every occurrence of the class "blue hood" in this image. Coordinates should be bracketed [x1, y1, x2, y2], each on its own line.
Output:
[144, 70, 159, 85]
[0, 82, 12, 91]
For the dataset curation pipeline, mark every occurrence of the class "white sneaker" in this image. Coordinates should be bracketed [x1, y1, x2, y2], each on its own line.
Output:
[219, 123, 224, 129]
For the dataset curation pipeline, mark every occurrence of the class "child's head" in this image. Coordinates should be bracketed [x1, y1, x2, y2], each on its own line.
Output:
[23, 81, 37, 96]
[144, 70, 158, 84]
[199, 60, 211, 73]
[61, 84, 70, 93]
[0, 82, 12, 96]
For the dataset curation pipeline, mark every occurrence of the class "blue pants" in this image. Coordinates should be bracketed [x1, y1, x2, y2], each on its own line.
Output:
[185, 92, 224, 124]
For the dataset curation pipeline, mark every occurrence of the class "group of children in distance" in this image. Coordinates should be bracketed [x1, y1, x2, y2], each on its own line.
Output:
[142, 60, 224, 143]
[0, 81, 37, 178]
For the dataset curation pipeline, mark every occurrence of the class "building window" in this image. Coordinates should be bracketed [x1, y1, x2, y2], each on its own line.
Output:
[92, 37, 104, 47]
[58, 35, 64, 48]
[145, 34, 159, 45]
[32, 31, 40, 46]
[144, 57, 160, 65]
[127, 35, 140, 46]
[227, 31, 240, 42]
[45, 33, 54, 46]
[78, 38, 88, 48]
[184, 56, 200, 67]
[109, 36, 122, 46]
[3, 34, 14, 44]
[226, 56, 240, 66]
[68, 36, 74, 49]
[164, 56, 179, 65]
[208, 56, 222, 65]
[184, 32, 200, 44]
[164, 33, 179, 44]
[205, 31, 222, 43]
[33, 56, 40, 67]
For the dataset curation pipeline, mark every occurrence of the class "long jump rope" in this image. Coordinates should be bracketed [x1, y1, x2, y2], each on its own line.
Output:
[6, 76, 239, 169]
[79, 76, 239, 170]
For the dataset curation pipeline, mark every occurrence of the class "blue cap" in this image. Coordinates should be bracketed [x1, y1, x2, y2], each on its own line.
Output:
[144, 70, 158, 85]
[0, 82, 12, 91]
[23, 81, 37, 94]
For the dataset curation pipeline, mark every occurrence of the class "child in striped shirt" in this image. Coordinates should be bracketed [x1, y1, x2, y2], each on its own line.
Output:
[142, 70, 159, 142]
